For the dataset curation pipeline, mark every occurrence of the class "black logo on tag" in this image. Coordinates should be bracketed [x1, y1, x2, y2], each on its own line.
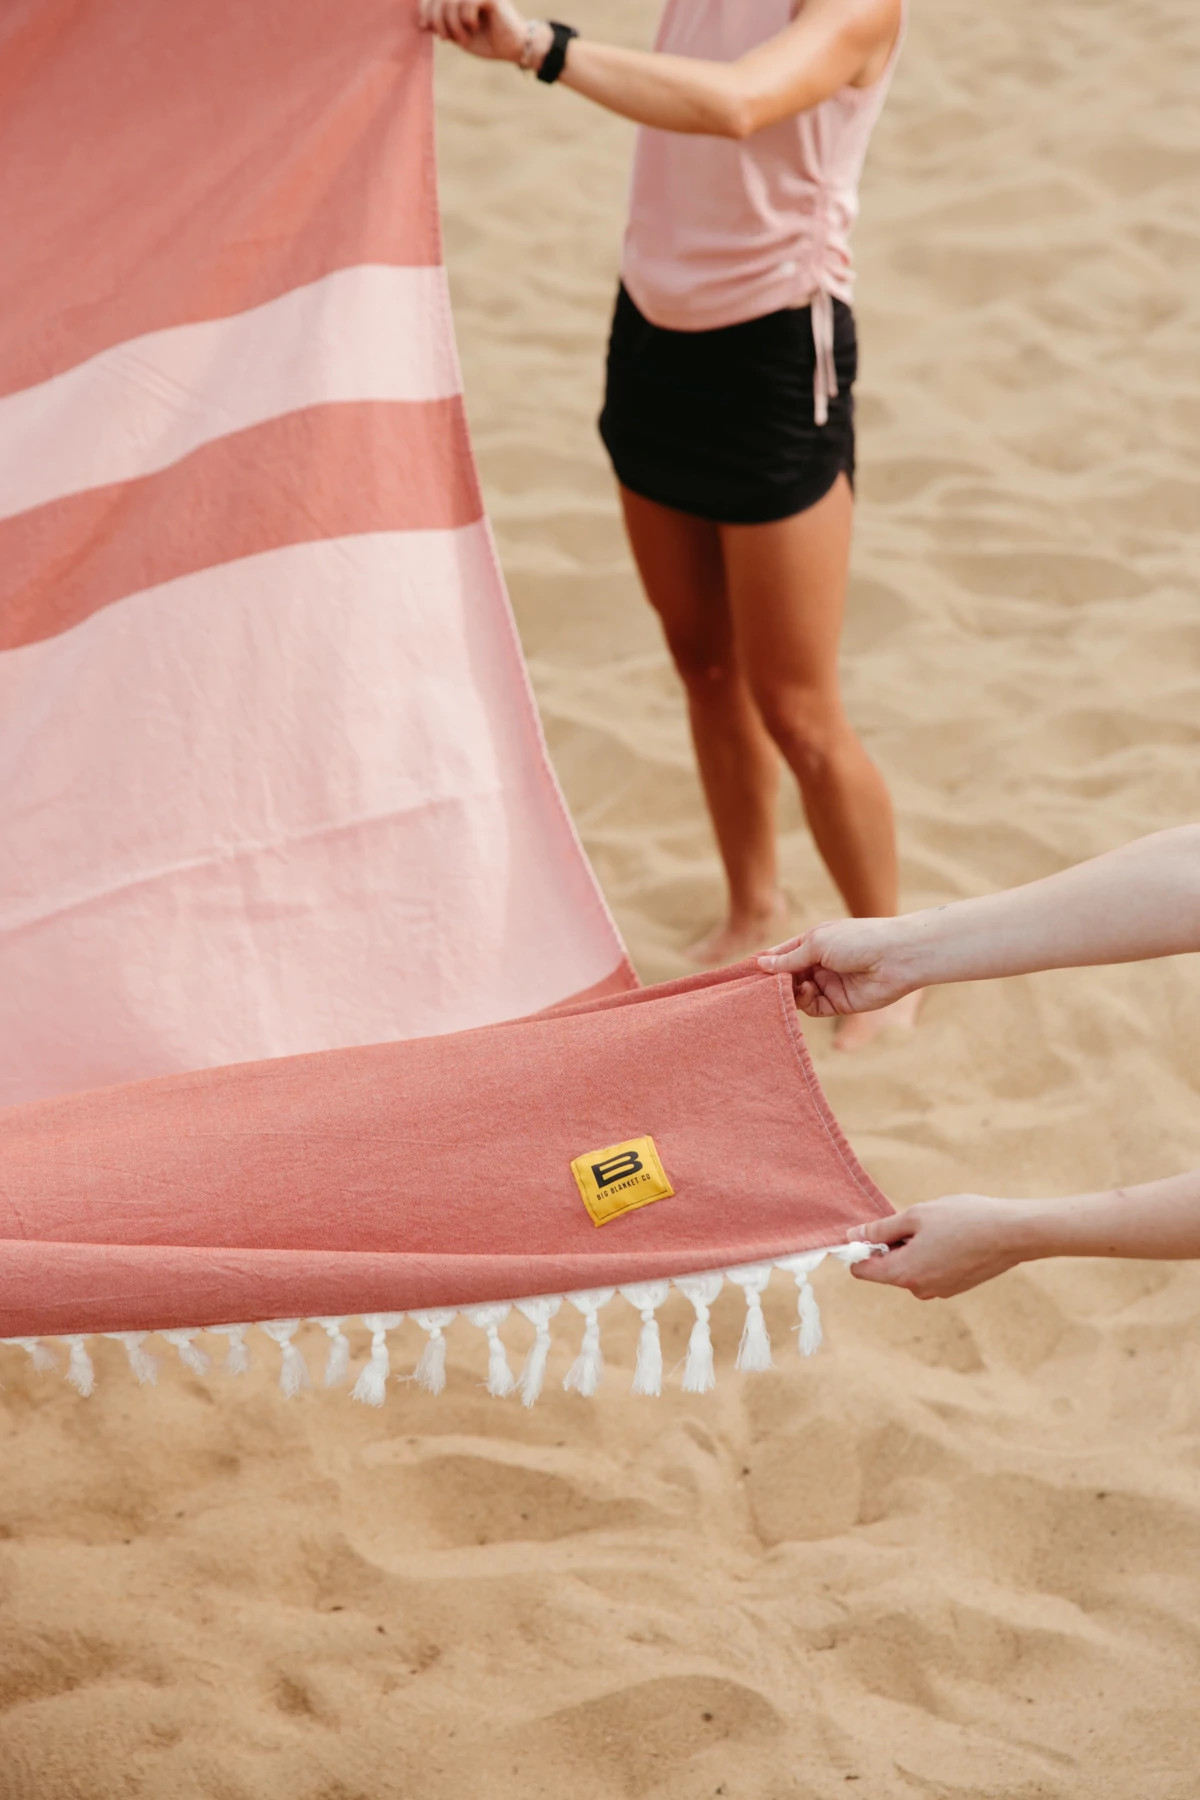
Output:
[591, 1150, 644, 1189]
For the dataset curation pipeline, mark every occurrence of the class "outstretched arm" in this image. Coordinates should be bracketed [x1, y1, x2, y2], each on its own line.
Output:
[419, 0, 901, 138]
[845, 1169, 1200, 1300]
[759, 825, 1200, 1017]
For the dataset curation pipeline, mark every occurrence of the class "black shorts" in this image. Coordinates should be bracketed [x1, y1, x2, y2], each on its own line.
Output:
[598, 283, 857, 526]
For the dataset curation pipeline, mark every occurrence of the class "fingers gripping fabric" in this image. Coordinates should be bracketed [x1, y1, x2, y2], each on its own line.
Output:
[0, 962, 892, 1402]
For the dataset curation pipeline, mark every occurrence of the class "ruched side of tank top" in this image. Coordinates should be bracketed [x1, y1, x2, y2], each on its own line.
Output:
[620, 0, 905, 422]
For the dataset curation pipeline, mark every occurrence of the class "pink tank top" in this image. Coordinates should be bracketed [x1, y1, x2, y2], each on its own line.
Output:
[621, 0, 904, 423]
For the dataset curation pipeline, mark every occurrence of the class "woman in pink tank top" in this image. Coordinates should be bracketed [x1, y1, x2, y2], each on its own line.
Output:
[423, 0, 915, 1046]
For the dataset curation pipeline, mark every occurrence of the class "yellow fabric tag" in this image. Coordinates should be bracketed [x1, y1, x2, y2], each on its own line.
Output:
[570, 1135, 674, 1227]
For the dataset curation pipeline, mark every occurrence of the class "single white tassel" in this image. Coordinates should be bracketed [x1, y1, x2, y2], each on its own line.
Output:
[514, 1295, 562, 1407]
[464, 1303, 515, 1398]
[563, 1288, 614, 1397]
[64, 1336, 95, 1397]
[260, 1320, 310, 1397]
[313, 1317, 351, 1387]
[162, 1329, 211, 1375]
[674, 1273, 723, 1394]
[352, 1313, 404, 1407]
[211, 1323, 252, 1373]
[105, 1332, 159, 1385]
[4, 1337, 58, 1374]
[797, 1279, 823, 1357]
[727, 1264, 774, 1372]
[832, 1239, 878, 1267]
[411, 1308, 457, 1396]
[775, 1250, 828, 1358]
[619, 1280, 670, 1397]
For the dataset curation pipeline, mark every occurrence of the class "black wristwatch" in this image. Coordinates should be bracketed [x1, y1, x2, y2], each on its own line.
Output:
[537, 19, 578, 84]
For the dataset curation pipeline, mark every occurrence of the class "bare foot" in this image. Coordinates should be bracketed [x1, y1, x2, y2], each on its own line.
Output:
[684, 898, 788, 968]
[832, 988, 923, 1053]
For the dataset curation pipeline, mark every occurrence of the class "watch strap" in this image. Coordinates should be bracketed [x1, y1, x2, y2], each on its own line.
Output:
[536, 19, 578, 83]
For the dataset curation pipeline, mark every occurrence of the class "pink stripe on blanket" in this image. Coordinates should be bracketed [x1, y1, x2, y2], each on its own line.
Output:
[0, 526, 632, 1105]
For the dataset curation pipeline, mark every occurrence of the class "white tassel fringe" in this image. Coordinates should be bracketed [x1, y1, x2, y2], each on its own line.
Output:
[464, 1303, 516, 1397]
[797, 1280, 822, 1356]
[260, 1320, 311, 1397]
[105, 1331, 159, 1385]
[563, 1288, 614, 1397]
[163, 1329, 211, 1375]
[212, 1323, 252, 1373]
[314, 1317, 351, 1387]
[515, 1295, 562, 1407]
[776, 1250, 832, 1357]
[352, 1313, 405, 1407]
[674, 1273, 723, 1394]
[6, 1243, 881, 1401]
[411, 1309, 457, 1395]
[64, 1336, 95, 1396]
[4, 1337, 59, 1374]
[727, 1263, 774, 1372]
[619, 1280, 670, 1396]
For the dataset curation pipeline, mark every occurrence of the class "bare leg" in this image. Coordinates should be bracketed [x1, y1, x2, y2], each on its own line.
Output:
[620, 486, 785, 961]
[721, 476, 919, 1046]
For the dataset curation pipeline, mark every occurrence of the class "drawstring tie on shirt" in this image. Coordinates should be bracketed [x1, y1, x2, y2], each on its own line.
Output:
[810, 286, 837, 428]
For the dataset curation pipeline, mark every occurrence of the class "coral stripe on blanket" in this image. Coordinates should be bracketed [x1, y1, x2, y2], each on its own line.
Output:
[0, 267, 462, 523]
[0, 0, 633, 1105]
[0, 0, 439, 393]
[0, 400, 483, 651]
[0, 963, 893, 1352]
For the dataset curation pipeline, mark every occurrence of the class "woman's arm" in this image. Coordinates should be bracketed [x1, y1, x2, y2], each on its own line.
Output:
[419, 0, 901, 139]
[845, 1170, 1200, 1299]
[759, 825, 1200, 1017]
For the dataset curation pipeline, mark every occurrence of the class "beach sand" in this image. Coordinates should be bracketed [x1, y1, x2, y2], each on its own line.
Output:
[4, 0, 1200, 1793]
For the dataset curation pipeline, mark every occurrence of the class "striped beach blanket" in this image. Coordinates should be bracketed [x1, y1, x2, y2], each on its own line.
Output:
[0, 0, 889, 1401]
[0, 0, 631, 1111]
